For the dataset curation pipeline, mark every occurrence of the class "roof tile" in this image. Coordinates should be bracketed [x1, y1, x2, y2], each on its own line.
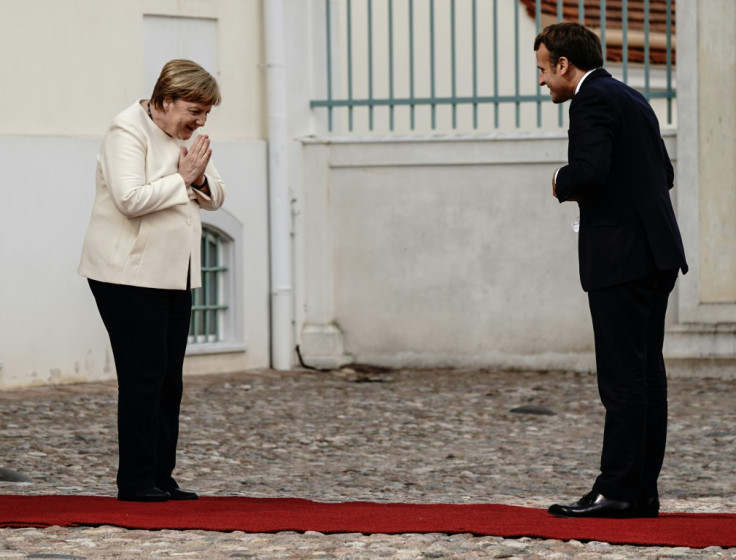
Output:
[522, 0, 676, 64]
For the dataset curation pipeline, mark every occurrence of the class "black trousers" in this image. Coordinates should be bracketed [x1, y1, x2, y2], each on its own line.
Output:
[588, 269, 678, 502]
[89, 278, 191, 494]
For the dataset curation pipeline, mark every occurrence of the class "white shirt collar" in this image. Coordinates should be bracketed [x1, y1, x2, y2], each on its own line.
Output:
[574, 69, 597, 95]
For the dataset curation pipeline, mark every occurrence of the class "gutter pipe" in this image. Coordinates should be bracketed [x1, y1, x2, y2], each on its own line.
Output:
[264, 0, 293, 370]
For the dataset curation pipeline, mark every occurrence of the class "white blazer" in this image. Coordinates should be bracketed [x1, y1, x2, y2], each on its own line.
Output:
[79, 101, 226, 290]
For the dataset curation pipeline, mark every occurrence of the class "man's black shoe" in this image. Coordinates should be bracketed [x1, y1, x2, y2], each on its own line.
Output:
[548, 492, 638, 518]
[168, 488, 199, 500]
[117, 487, 170, 502]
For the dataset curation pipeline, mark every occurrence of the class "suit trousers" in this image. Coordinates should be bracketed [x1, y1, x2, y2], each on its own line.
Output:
[88, 278, 191, 494]
[587, 269, 678, 503]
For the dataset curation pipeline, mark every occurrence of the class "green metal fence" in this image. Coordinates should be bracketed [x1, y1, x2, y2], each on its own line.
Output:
[311, 0, 676, 134]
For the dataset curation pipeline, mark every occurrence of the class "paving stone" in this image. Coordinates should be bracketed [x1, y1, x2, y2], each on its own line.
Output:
[1, 368, 735, 558]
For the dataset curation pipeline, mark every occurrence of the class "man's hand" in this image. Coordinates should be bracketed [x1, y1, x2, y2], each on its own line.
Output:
[552, 168, 583, 202]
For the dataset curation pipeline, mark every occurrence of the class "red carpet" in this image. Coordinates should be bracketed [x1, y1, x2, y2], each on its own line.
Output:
[1, 495, 734, 548]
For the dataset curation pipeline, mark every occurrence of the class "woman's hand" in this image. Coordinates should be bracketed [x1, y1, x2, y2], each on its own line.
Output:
[178, 134, 212, 186]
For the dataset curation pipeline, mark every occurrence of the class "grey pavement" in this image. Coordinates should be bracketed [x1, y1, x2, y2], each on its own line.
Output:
[1, 367, 735, 559]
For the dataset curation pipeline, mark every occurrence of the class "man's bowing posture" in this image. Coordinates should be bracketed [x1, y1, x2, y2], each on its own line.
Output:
[534, 22, 688, 518]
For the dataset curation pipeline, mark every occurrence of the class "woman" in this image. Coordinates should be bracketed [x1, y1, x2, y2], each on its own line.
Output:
[79, 60, 226, 502]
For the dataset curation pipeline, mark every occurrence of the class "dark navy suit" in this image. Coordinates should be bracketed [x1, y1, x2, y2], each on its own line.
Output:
[555, 68, 687, 502]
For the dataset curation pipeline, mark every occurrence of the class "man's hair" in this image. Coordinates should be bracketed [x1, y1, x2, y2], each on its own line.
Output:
[534, 22, 603, 71]
[150, 59, 221, 110]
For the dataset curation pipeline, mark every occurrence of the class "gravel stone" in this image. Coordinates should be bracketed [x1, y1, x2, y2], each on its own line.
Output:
[1, 368, 735, 559]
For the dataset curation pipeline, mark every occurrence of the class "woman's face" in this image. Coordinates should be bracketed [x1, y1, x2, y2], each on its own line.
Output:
[161, 99, 212, 140]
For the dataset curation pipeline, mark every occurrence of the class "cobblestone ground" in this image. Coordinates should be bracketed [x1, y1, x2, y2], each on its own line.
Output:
[1, 367, 735, 559]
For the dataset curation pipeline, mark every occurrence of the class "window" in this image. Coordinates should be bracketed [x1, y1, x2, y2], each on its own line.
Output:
[143, 15, 218, 95]
[190, 227, 229, 344]
[186, 210, 246, 355]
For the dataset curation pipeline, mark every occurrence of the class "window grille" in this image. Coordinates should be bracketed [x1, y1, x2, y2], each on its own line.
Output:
[311, 0, 675, 134]
[189, 226, 229, 344]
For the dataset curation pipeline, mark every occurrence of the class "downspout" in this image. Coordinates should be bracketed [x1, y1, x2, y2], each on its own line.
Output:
[264, 0, 293, 370]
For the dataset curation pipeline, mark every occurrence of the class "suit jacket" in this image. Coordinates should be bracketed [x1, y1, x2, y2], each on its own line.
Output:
[555, 68, 687, 292]
[79, 101, 226, 290]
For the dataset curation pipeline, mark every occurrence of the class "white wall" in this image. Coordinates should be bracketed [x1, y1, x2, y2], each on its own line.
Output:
[297, 133, 680, 371]
[660, 0, 736, 372]
[0, 137, 110, 387]
[0, 0, 265, 139]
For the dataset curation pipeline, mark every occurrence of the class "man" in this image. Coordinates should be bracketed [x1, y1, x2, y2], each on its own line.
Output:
[534, 22, 688, 518]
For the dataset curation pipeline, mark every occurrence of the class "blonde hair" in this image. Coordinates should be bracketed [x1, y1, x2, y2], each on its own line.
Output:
[150, 59, 221, 110]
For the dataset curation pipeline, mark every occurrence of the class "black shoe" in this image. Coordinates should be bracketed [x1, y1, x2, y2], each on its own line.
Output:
[117, 487, 170, 502]
[168, 487, 199, 501]
[548, 491, 638, 518]
[638, 497, 660, 518]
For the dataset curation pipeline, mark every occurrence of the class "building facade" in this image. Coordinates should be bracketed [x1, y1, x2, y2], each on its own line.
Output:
[0, 0, 733, 388]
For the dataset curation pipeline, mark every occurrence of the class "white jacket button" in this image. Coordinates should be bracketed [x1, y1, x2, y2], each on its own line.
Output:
[187, 219, 193, 226]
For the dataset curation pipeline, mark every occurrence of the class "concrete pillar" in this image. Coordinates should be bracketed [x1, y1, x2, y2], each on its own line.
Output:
[666, 0, 736, 373]
[696, 1, 736, 302]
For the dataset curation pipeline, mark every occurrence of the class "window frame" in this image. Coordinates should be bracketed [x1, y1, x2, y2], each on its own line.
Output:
[186, 209, 246, 355]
